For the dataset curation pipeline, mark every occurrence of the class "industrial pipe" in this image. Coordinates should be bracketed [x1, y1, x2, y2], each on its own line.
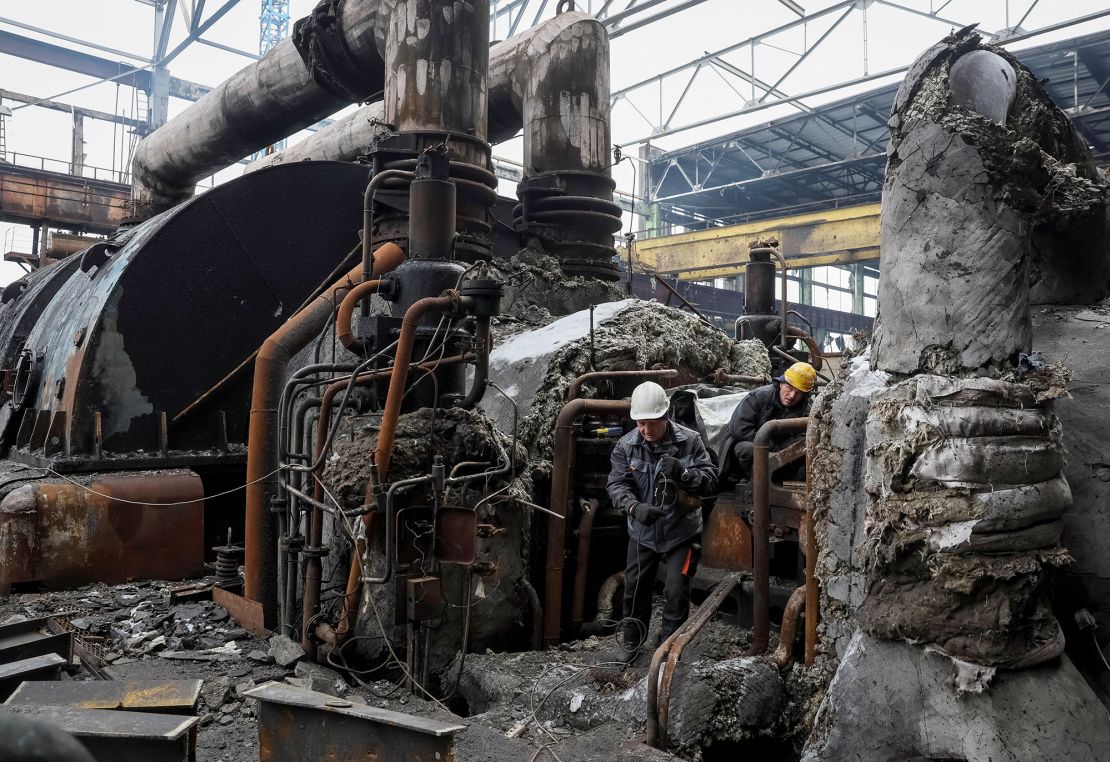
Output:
[545, 398, 631, 645]
[771, 586, 807, 668]
[458, 316, 493, 410]
[335, 278, 382, 353]
[786, 326, 825, 372]
[803, 393, 826, 667]
[566, 368, 678, 401]
[302, 352, 476, 649]
[363, 174, 413, 281]
[579, 571, 624, 636]
[711, 368, 769, 387]
[647, 575, 741, 748]
[748, 416, 810, 656]
[375, 293, 463, 480]
[244, 244, 403, 620]
[752, 245, 789, 350]
[131, 0, 386, 218]
[247, 11, 607, 171]
[569, 498, 599, 630]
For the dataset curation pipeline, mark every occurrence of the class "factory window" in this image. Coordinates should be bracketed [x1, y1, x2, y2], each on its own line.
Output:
[864, 296, 877, 317]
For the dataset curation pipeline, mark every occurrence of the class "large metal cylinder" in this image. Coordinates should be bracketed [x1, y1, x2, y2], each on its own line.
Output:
[131, 0, 387, 219]
[381, 0, 489, 137]
[745, 260, 776, 315]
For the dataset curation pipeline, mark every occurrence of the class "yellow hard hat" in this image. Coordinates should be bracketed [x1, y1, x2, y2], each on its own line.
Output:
[779, 362, 817, 394]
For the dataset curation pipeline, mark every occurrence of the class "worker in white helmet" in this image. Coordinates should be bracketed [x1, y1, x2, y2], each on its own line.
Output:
[606, 381, 718, 663]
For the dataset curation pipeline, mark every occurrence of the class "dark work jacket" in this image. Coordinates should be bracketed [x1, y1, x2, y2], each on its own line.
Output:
[607, 421, 718, 553]
[719, 383, 811, 476]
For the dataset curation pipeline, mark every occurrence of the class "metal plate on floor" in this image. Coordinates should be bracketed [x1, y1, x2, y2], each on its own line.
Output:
[6, 679, 202, 715]
[246, 681, 465, 761]
[0, 704, 197, 762]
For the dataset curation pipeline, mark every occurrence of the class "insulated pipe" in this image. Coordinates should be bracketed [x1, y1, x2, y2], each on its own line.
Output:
[246, 11, 608, 174]
[380, 0, 489, 137]
[375, 293, 463, 480]
[771, 586, 807, 668]
[566, 368, 678, 402]
[579, 571, 624, 635]
[546, 398, 630, 645]
[244, 244, 403, 619]
[131, 0, 386, 218]
[570, 498, 599, 630]
[521, 579, 544, 651]
[748, 416, 810, 656]
[487, 11, 611, 175]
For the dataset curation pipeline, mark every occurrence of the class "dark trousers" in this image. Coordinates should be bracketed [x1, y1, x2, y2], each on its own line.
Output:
[622, 539, 699, 649]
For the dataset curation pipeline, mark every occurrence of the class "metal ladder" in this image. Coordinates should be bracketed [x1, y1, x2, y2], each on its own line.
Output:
[0, 106, 8, 162]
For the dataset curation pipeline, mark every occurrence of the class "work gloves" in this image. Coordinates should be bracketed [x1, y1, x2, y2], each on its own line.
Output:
[632, 502, 665, 526]
[657, 455, 689, 483]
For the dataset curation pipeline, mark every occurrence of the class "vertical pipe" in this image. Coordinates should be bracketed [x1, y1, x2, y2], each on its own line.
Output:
[546, 398, 630, 645]
[747, 417, 809, 656]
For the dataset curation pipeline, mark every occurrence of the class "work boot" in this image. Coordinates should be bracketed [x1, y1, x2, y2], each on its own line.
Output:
[615, 642, 639, 665]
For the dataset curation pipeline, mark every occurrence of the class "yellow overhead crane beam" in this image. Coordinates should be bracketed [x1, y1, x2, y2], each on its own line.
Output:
[633, 202, 881, 279]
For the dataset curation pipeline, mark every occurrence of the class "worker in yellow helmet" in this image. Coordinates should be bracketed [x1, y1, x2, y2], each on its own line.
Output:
[721, 361, 816, 481]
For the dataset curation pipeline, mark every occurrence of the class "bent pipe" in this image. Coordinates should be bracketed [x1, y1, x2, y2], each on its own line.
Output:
[131, 0, 387, 218]
[569, 498, 600, 630]
[374, 293, 465, 481]
[771, 586, 807, 669]
[244, 243, 403, 620]
[566, 368, 678, 402]
[304, 352, 476, 649]
[546, 397, 630, 645]
[647, 574, 741, 748]
[579, 570, 625, 636]
[249, 11, 608, 172]
[748, 416, 810, 656]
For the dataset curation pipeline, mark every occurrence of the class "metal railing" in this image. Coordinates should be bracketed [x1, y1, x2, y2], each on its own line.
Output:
[0, 150, 131, 185]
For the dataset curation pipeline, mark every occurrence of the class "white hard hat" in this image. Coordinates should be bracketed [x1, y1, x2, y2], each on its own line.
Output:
[630, 381, 669, 420]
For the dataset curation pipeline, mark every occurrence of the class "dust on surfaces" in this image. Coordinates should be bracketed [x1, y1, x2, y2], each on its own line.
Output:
[492, 246, 626, 340]
[518, 301, 770, 459]
[322, 407, 529, 510]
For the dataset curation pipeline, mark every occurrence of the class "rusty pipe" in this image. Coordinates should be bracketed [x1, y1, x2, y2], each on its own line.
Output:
[337, 242, 404, 351]
[244, 244, 403, 620]
[647, 575, 740, 748]
[748, 416, 810, 657]
[375, 293, 462, 481]
[245, 264, 360, 621]
[546, 398, 631, 645]
[712, 368, 768, 386]
[786, 326, 824, 372]
[771, 586, 807, 668]
[803, 393, 825, 667]
[570, 498, 600, 630]
[566, 368, 678, 402]
[303, 352, 475, 649]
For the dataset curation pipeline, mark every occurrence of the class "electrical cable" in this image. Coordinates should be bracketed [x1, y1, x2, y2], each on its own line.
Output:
[39, 466, 287, 506]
